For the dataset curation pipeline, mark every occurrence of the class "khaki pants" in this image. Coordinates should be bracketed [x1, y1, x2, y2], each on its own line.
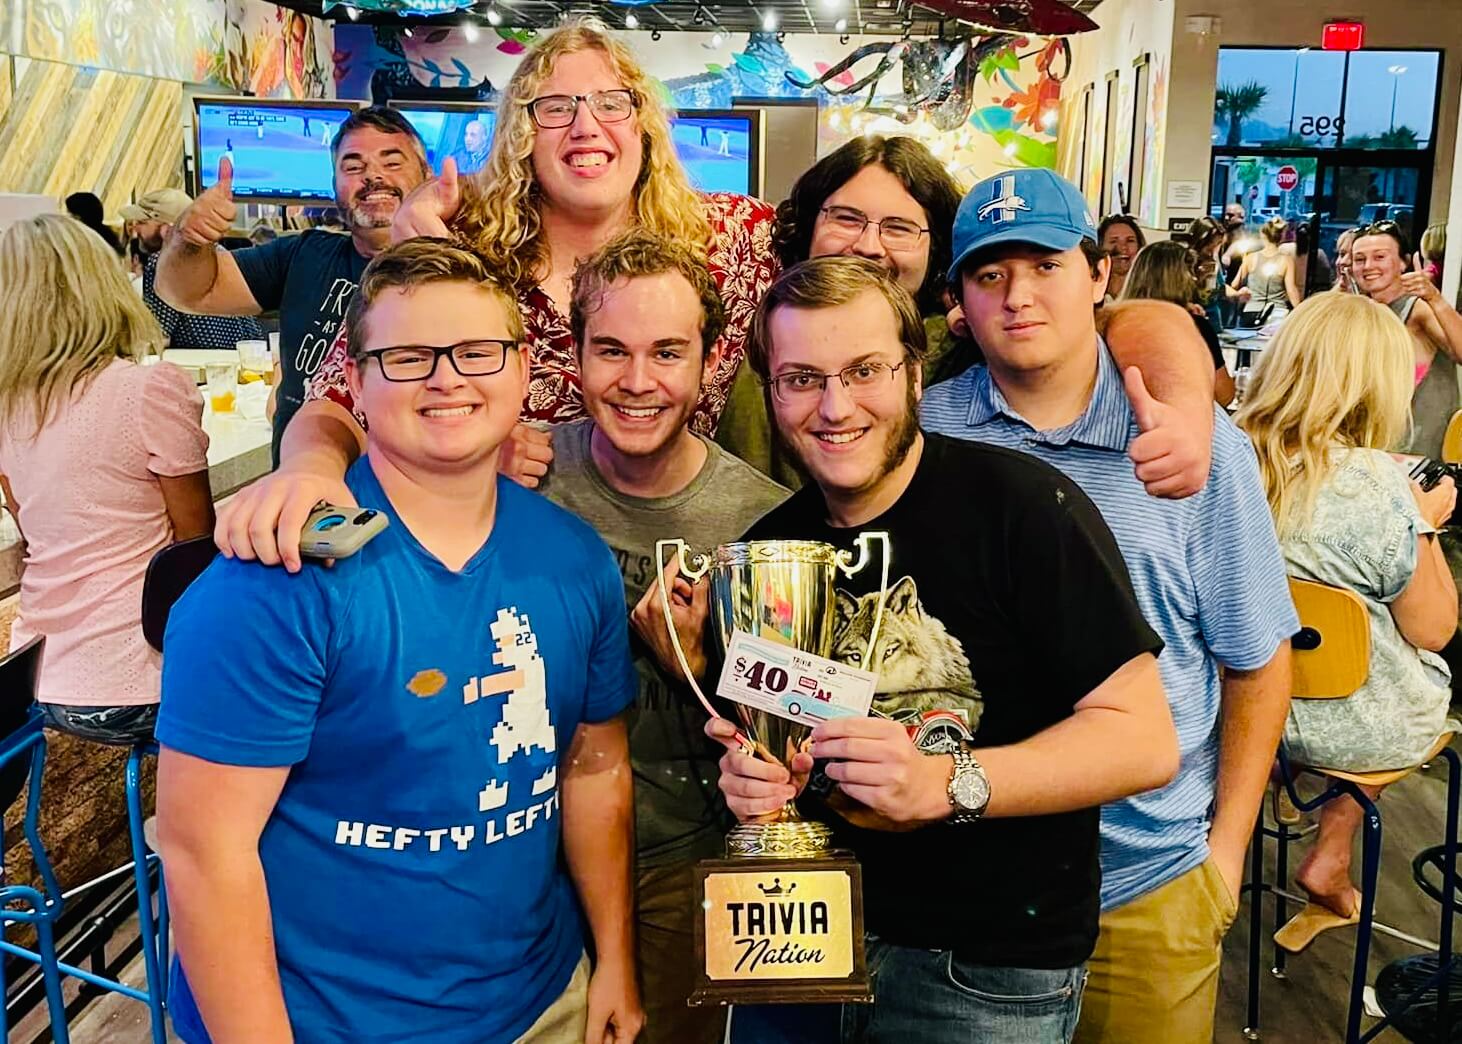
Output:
[1074, 857, 1239, 1044]
[517, 955, 589, 1044]
[638, 860, 727, 1044]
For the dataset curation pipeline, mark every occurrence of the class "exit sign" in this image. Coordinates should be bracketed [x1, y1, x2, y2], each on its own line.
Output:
[1322, 21, 1365, 50]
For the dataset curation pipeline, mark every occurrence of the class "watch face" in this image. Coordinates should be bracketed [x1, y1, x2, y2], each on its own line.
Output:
[952, 767, 989, 812]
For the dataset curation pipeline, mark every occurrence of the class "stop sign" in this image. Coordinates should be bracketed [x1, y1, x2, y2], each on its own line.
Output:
[1276, 165, 1300, 191]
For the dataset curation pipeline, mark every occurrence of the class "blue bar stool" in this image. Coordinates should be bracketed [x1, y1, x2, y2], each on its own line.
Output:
[0, 638, 170, 1043]
[1243, 578, 1460, 1043]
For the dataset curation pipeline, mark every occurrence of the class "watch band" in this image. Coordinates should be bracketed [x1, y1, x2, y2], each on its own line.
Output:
[947, 748, 988, 825]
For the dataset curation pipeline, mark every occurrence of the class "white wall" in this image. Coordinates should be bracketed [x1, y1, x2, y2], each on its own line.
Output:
[1059, 0, 1174, 235]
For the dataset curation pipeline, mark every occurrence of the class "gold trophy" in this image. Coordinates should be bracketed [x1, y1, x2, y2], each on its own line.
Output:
[655, 534, 890, 1006]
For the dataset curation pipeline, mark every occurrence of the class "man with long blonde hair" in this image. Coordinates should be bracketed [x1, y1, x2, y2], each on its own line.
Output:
[214, 19, 779, 572]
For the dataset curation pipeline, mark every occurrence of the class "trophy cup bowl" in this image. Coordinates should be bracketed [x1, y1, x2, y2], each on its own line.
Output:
[654, 532, 889, 1006]
[654, 535, 890, 859]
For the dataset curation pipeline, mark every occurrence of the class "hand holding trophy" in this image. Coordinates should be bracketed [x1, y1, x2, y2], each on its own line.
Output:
[651, 534, 890, 1006]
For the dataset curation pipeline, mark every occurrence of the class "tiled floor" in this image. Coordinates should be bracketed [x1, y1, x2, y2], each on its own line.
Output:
[14, 745, 1462, 1043]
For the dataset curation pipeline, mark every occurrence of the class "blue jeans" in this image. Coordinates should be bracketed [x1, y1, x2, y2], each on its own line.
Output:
[729, 935, 1086, 1043]
[39, 703, 158, 746]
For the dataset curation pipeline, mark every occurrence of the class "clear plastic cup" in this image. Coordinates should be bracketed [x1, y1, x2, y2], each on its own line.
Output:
[206, 362, 238, 413]
[237, 339, 269, 384]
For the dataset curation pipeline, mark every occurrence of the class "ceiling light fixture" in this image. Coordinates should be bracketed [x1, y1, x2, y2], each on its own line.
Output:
[403, 25, 414, 36]
[762, 9, 777, 30]
[624, 11, 638, 27]
[345, 5, 359, 19]
[834, 16, 846, 31]
[486, 5, 501, 24]
[711, 30, 724, 46]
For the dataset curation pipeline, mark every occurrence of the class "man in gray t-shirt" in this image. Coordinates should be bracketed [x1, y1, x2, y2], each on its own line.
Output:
[535, 231, 787, 1044]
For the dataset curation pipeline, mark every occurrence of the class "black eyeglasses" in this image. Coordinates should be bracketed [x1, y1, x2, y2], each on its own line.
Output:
[357, 340, 518, 382]
[817, 206, 928, 249]
[762, 360, 906, 405]
[528, 90, 639, 129]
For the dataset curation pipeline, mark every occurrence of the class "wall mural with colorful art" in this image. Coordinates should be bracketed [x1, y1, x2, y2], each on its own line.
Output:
[17, 0, 219, 81]
[215, 0, 333, 97]
[4, 0, 331, 94]
[332, 26, 1067, 189]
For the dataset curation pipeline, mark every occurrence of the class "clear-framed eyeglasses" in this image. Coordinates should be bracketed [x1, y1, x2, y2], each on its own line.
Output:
[763, 360, 907, 405]
[818, 206, 928, 250]
[528, 89, 639, 129]
[357, 340, 518, 382]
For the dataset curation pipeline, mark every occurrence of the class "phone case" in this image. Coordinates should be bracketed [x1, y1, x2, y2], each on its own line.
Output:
[301, 506, 388, 559]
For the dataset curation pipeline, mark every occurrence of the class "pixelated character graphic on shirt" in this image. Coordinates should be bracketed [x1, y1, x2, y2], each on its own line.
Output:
[464, 606, 559, 811]
[830, 576, 982, 751]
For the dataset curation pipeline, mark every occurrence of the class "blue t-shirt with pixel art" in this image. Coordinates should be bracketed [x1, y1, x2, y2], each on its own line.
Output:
[157, 457, 637, 1043]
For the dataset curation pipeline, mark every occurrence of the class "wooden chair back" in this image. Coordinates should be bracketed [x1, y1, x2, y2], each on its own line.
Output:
[1289, 578, 1370, 699]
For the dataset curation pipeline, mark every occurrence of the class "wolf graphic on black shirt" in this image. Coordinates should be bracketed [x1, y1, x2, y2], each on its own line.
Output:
[830, 576, 983, 735]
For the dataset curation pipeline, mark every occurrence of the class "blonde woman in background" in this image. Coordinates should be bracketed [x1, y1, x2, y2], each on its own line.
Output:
[1121, 239, 1236, 406]
[1236, 292, 1457, 931]
[1235, 217, 1301, 320]
[0, 215, 212, 744]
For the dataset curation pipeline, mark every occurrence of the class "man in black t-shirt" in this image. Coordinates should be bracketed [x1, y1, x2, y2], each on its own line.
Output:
[155, 106, 431, 464]
[641, 257, 1178, 1043]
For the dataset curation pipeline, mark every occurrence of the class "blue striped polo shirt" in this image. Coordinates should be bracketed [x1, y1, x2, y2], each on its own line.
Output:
[921, 341, 1298, 910]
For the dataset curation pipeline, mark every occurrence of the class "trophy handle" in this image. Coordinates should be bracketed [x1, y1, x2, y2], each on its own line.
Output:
[836, 531, 892, 676]
[653, 539, 726, 726]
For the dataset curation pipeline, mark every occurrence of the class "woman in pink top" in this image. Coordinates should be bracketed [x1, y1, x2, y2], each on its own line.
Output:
[0, 215, 214, 744]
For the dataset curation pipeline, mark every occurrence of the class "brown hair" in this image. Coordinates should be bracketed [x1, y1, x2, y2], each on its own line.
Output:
[1120, 240, 1199, 307]
[772, 135, 962, 315]
[1261, 216, 1288, 246]
[570, 229, 725, 355]
[330, 104, 430, 176]
[747, 256, 926, 381]
[343, 238, 524, 356]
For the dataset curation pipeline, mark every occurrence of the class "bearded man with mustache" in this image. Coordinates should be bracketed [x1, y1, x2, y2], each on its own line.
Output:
[158, 106, 432, 466]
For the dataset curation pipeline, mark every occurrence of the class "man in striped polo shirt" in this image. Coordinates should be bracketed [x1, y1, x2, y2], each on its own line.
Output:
[923, 168, 1298, 1043]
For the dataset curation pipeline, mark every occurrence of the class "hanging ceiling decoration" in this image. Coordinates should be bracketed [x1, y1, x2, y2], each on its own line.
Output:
[287, 0, 1102, 33]
[786, 0, 1080, 130]
[321, 0, 473, 15]
[915, 0, 1096, 35]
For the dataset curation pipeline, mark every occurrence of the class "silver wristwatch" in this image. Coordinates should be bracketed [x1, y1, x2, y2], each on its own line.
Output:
[947, 748, 991, 824]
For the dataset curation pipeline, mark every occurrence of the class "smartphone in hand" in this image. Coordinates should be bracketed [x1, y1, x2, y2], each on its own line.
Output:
[301, 505, 388, 559]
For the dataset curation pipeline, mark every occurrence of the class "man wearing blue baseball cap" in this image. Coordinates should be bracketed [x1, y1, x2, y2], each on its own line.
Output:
[923, 166, 1298, 1042]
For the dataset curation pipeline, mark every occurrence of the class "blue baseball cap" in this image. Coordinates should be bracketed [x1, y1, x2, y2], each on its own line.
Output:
[947, 168, 1099, 283]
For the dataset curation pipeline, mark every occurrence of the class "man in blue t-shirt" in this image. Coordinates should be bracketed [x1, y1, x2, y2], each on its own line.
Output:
[155, 106, 432, 464]
[156, 239, 643, 1044]
[924, 168, 1298, 1043]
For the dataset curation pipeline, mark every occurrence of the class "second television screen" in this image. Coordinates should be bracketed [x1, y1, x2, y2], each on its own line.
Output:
[394, 106, 497, 176]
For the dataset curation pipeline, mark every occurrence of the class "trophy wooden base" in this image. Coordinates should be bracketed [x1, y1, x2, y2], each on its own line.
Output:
[689, 853, 873, 1006]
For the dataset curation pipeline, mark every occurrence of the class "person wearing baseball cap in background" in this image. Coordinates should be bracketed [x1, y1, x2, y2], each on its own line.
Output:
[923, 166, 1298, 1044]
[124, 189, 265, 351]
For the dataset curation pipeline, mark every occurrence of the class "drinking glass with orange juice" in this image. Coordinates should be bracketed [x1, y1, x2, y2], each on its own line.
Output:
[206, 362, 238, 413]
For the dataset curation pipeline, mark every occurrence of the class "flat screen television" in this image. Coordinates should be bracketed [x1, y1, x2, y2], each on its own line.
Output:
[193, 97, 362, 205]
[388, 100, 497, 177]
[669, 110, 762, 197]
